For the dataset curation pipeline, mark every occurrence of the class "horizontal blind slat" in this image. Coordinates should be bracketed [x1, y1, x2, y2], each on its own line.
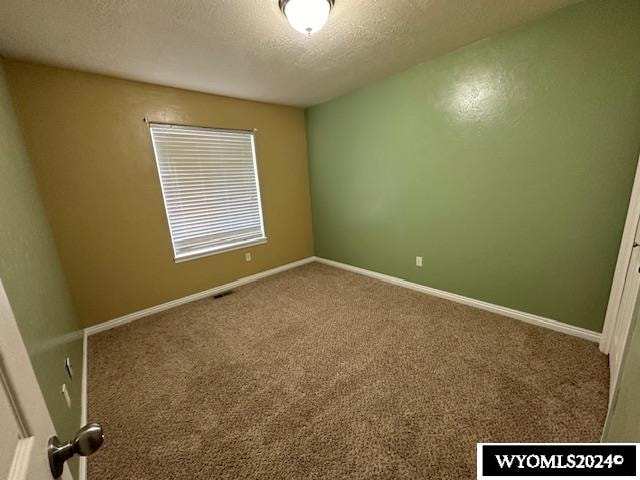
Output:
[170, 212, 262, 232]
[173, 223, 263, 242]
[161, 179, 259, 188]
[173, 226, 263, 243]
[162, 189, 258, 201]
[166, 203, 258, 217]
[169, 208, 262, 226]
[175, 226, 264, 245]
[160, 181, 257, 189]
[160, 170, 257, 175]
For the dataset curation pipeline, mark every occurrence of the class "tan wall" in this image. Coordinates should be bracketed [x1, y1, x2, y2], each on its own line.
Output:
[5, 61, 314, 328]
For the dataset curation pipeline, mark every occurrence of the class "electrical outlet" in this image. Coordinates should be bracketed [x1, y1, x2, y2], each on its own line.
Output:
[416, 256, 423, 267]
[61, 384, 71, 409]
[245, 252, 252, 262]
[65, 357, 73, 380]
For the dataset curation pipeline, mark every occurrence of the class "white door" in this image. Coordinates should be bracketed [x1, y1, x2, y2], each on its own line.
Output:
[609, 224, 640, 395]
[0, 277, 73, 480]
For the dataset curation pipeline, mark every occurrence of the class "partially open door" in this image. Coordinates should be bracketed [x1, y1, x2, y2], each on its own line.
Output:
[0, 276, 72, 480]
[601, 155, 640, 396]
[608, 224, 640, 394]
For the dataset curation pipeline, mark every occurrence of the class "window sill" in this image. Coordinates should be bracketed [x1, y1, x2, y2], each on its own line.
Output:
[174, 238, 268, 263]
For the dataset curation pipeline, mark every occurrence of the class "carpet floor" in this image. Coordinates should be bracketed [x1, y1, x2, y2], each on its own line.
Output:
[88, 262, 608, 479]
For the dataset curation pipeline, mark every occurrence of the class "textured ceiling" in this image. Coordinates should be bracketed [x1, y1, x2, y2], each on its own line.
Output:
[0, 0, 582, 107]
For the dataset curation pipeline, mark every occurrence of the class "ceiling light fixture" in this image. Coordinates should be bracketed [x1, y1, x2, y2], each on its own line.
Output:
[279, 0, 335, 35]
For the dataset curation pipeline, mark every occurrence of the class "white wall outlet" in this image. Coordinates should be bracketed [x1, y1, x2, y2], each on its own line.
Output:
[416, 256, 423, 267]
[245, 252, 252, 262]
[65, 357, 73, 380]
[61, 383, 71, 409]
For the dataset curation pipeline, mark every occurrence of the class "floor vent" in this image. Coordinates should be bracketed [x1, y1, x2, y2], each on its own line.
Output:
[212, 291, 234, 299]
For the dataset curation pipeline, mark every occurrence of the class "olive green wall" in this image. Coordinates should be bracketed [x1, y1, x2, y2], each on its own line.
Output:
[306, 0, 640, 332]
[603, 295, 640, 441]
[0, 58, 82, 477]
[4, 62, 314, 328]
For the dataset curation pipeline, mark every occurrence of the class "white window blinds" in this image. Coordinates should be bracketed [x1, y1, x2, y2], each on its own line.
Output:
[149, 123, 266, 262]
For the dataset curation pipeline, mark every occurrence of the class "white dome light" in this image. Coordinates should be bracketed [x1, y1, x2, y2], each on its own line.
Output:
[280, 0, 334, 35]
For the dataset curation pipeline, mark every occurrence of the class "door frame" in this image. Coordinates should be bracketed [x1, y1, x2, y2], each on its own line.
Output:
[600, 154, 640, 385]
[0, 276, 73, 480]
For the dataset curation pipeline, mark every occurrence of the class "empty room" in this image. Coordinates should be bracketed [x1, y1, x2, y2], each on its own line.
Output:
[1, 0, 639, 479]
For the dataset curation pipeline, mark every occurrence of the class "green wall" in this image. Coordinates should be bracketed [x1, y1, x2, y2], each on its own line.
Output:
[0, 58, 83, 478]
[307, 0, 640, 332]
[604, 294, 640, 441]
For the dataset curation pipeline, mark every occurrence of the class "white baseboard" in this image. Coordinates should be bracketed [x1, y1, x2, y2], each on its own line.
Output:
[84, 254, 601, 343]
[315, 257, 601, 343]
[84, 257, 316, 336]
[79, 330, 88, 480]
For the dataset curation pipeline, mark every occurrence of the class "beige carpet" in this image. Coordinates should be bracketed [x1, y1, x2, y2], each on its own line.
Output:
[88, 262, 608, 479]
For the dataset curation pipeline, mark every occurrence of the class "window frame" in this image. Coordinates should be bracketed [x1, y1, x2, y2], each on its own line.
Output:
[148, 121, 267, 263]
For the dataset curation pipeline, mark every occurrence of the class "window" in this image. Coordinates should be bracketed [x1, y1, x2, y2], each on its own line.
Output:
[149, 123, 266, 262]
